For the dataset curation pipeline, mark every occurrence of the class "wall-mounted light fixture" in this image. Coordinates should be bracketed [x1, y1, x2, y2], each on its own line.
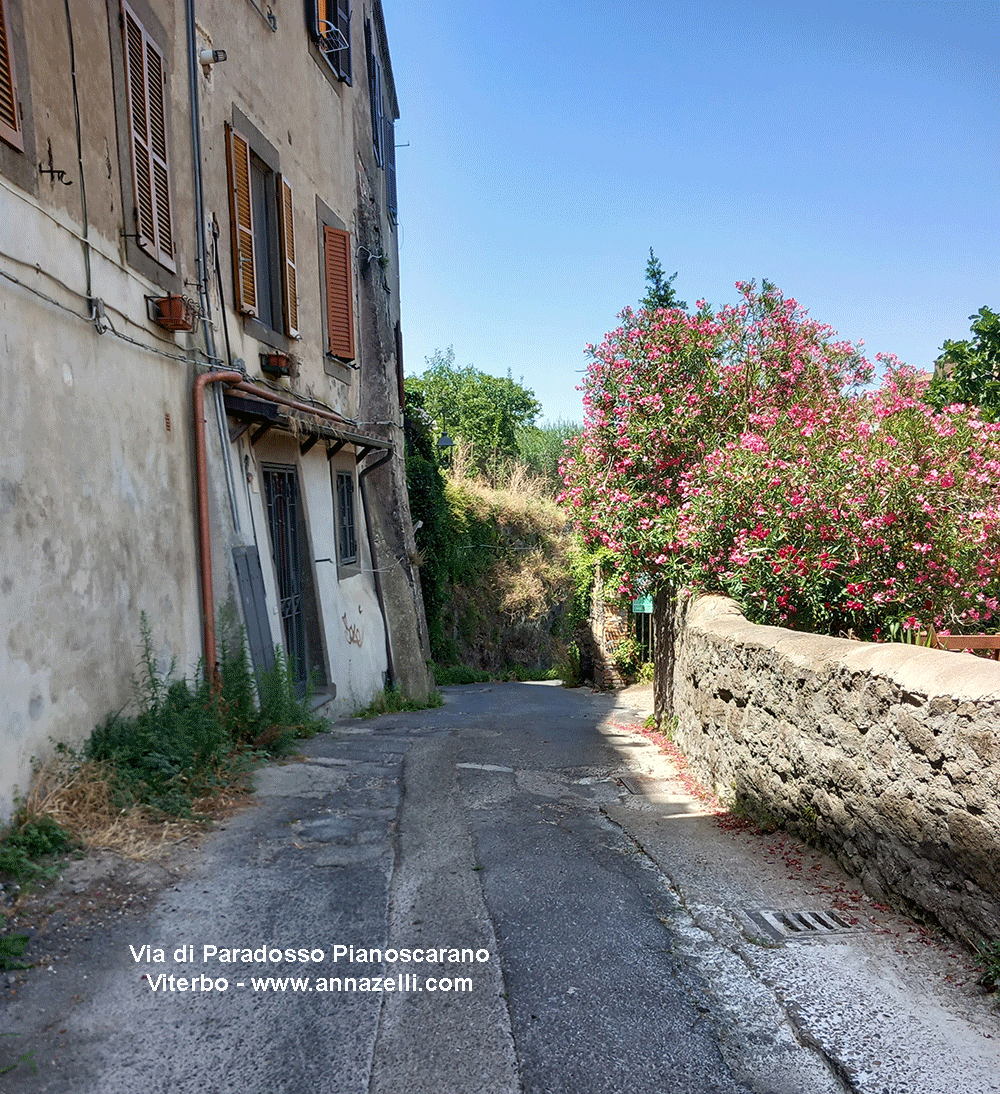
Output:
[199, 48, 227, 77]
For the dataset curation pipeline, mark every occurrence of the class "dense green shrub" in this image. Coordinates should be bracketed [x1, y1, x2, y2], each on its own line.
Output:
[0, 816, 74, 885]
[86, 617, 325, 817]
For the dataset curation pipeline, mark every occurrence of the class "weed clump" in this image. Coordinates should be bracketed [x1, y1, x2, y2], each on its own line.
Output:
[975, 939, 1000, 991]
[352, 687, 444, 719]
[84, 618, 325, 818]
[0, 815, 74, 887]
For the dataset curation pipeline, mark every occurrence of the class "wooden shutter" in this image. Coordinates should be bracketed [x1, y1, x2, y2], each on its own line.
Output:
[225, 123, 257, 316]
[383, 116, 397, 224]
[324, 226, 354, 360]
[276, 175, 298, 338]
[121, 3, 174, 269]
[0, 0, 23, 152]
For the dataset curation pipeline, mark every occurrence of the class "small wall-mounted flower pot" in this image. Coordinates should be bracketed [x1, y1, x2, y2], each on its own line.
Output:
[261, 352, 292, 377]
[153, 294, 197, 332]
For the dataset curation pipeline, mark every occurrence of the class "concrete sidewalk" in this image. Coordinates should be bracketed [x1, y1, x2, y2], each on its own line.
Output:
[604, 682, 999, 1094]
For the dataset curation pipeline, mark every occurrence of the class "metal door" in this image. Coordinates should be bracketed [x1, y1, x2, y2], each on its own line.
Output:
[262, 464, 307, 684]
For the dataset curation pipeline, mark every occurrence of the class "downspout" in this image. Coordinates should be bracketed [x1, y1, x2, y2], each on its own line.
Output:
[63, 0, 92, 310]
[229, 381, 359, 431]
[358, 449, 396, 687]
[186, 0, 241, 530]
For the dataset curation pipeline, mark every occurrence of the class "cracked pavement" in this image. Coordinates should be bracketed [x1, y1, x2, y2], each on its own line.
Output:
[1, 681, 997, 1092]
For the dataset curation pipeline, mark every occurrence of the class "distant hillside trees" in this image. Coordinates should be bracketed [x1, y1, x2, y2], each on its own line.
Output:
[405, 348, 542, 477]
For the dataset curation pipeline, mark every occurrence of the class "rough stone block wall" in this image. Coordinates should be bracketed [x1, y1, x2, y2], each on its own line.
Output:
[672, 594, 1000, 944]
[587, 563, 629, 690]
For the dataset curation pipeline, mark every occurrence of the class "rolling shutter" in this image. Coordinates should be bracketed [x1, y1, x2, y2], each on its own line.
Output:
[225, 123, 257, 316]
[324, 225, 354, 360]
[121, 2, 174, 270]
[0, 0, 23, 152]
[277, 175, 298, 338]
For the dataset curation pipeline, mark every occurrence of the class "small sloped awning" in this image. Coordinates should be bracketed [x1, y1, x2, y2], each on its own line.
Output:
[223, 384, 391, 462]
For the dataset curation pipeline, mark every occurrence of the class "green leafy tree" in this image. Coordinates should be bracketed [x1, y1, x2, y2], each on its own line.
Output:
[403, 388, 454, 658]
[405, 348, 542, 476]
[515, 418, 581, 493]
[925, 306, 1000, 421]
[641, 248, 687, 312]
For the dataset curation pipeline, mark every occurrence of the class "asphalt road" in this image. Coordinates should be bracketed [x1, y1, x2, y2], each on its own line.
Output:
[2, 682, 996, 1093]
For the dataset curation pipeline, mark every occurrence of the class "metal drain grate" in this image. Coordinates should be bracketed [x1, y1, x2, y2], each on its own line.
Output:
[743, 908, 860, 942]
[618, 774, 671, 795]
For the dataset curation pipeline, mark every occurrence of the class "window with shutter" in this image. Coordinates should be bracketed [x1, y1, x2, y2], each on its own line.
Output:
[121, 2, 174, 270]
[226, 121, 299, 340]
[225, 124, 257, 316]
[277, 175, 298, 339]
[0, 0, 23, 152]
[312, 0, 351, 83]
[383, 115, 397, 225]
[324, 225, 354, 360]
[365, 18, 383, 167]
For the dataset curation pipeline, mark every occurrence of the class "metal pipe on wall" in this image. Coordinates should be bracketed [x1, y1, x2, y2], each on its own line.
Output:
[185, 0, 241, 531]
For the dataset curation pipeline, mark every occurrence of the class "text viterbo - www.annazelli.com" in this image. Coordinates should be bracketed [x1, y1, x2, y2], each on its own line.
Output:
[143, 972, 472, 993]
[134, 943, 488, 994]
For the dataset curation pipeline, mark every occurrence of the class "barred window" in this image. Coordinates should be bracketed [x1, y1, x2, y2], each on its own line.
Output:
[336, 471, 357, 565]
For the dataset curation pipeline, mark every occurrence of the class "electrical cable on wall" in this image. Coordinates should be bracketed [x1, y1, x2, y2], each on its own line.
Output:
[0, 260, 221, 368]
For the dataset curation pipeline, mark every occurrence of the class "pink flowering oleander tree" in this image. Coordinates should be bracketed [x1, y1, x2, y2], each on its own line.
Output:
[561, 281, 1000, 641]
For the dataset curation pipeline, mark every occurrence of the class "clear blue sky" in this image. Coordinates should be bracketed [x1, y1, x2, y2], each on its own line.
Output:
[386, 1, 998, 425]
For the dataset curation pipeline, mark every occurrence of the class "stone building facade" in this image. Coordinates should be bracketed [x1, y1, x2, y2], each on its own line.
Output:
[0, 0, 429, 822]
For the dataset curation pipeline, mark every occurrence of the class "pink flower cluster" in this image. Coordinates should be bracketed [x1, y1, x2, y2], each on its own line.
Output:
[560, 283, 1000, 638]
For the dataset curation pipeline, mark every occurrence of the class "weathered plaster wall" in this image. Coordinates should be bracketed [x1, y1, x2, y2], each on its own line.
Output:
[244, 432, 389, 714]
[671, 594, 1000, 944]
[1, 0, 428, 827]
[0, 224, 203, 823]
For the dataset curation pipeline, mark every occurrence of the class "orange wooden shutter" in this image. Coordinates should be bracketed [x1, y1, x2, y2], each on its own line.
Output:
[0, 0, 23, 152]
[277, 175, 298, 338]
[121, 3, 174, 269]
[225, 123, 257, 316]
[324, 226, 354, 360]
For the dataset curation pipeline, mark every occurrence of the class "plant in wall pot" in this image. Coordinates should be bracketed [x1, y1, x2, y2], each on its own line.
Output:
[260, 351, 298, 379]
[153, 294, 198, 332]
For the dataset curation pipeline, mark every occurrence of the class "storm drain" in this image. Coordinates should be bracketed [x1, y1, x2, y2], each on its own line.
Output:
[743, 908, 860, 942]
[618, 774, 671, 795]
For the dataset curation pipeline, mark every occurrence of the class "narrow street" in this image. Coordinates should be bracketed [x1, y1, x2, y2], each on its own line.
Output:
[2, 683, 997, 1093]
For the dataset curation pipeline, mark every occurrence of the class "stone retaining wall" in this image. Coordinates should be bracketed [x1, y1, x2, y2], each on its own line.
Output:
[670, 594, 1000, 944]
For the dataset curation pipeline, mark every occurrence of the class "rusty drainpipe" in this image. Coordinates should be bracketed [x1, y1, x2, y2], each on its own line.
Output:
[195, 373, 394, 685]
[229, 380, 358, 430]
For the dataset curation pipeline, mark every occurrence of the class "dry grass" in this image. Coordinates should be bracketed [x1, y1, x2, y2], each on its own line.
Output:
[447, 470, 565, 536]
[20, 751, 244, 862]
